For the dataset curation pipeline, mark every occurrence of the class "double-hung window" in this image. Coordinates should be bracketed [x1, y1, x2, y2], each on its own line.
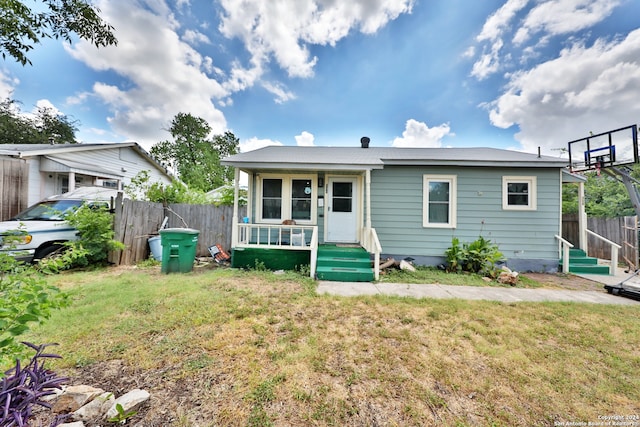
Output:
[502, 176, 537, 210]
[258, 175, 316, 223]
[423, 175, 457, 228]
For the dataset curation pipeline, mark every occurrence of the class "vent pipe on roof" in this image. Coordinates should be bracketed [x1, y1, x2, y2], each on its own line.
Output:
[360, 136, 370, 148]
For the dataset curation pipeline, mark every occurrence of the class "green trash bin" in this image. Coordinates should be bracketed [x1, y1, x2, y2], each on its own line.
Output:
[159, 228, 200, 273]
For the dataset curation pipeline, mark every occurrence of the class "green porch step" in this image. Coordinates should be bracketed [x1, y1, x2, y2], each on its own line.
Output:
[560, 248, 610, 275]
[316, 245, 374, 282]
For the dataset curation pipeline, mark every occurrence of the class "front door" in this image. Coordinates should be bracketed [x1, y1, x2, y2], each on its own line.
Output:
[326, 177, 358, 243]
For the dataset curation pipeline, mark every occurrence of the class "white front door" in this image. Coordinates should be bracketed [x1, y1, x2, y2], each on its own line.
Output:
[326, 177, 358, 243]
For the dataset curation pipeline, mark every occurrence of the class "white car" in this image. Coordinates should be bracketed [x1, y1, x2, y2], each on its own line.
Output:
[0, 187, 121, 263]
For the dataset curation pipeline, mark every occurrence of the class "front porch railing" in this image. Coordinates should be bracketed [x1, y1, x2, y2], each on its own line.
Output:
[586, 229, 622, 276]
[236, 223, 319, 278]
[362, 227, 382, 280]
[555, 234, 574, 274]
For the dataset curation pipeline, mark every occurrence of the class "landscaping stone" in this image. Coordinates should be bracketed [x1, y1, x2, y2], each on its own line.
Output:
[52, 385, 105, 413]
[105, 388, 151, 420]
[72, 391, 115, 421]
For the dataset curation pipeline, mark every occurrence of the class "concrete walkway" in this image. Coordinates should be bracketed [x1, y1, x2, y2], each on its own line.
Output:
[316, 279, 640, 305]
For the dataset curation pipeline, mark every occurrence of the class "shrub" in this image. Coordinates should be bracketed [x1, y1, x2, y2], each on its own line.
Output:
[445, 236, 504, 277]
[0, 256, 68, 364]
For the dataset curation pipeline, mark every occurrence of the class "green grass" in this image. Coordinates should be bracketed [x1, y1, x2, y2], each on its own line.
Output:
[16, 266, 640, 426]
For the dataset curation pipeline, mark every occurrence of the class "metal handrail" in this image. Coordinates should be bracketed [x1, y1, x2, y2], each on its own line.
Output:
[586, 229, 622, 276]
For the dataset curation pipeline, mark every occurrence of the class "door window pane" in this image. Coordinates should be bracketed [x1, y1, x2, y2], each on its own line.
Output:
[291, 179, 312, 220]
[333, 182, 352, 212]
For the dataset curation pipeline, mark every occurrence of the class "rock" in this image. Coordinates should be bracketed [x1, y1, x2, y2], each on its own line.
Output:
[59, 422, 85, 427]
[498, 270, 519, 286]
[399, 260, 416, 272]
[73, 391, 115, 421]
[105, 389, 150, 420]
[52, 385, 105, 413]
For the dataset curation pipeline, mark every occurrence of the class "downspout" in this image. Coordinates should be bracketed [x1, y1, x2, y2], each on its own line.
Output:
[365, 169, 371, 229]
[578, 180, 587, 252]
[231, 168, 240, 248]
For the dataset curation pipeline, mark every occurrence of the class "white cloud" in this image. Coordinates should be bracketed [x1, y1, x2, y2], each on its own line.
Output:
[66, 0, 228, 150]
[295, 131, 315, 146]
[513, 0, 619, 45]
[476, 0, 529, 43]
[262, 81, 296, 104]
[183, 29, 211, 45]
[488, 29, 640, 153]
[0, 70, 18, 99]
[218, 0, 414, 79]
[239, 137, 283, 153]
[392, 119, 453, 147]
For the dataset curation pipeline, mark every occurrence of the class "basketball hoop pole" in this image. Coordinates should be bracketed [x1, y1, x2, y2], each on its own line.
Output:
[606, 167, 640, 218]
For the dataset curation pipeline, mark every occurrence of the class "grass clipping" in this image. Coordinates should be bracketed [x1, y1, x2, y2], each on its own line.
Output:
[21, 267, 640, 426]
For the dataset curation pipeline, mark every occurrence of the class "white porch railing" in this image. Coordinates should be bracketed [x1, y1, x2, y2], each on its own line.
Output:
[362, 227, 382, 280]
[555, 235, 574, 274]
[586, 229, 622, 276]
[236, 224, 319, 278]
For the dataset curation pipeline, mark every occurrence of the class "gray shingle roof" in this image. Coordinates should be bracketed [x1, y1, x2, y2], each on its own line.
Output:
[222, 146, 569, 170]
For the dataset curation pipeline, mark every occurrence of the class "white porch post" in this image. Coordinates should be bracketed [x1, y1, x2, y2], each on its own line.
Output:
[231, 168, 240, 248]
[578, 181, 587, 252]
[68, 172, 76, 192]
[365, 169, 371, 229]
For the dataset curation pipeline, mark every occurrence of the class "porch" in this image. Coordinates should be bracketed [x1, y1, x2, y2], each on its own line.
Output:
[230, 222, 381, 281]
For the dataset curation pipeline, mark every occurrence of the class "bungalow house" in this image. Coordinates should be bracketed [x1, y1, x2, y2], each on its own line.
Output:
[0, 142, 173, 220]
[222, 143, 577, 281]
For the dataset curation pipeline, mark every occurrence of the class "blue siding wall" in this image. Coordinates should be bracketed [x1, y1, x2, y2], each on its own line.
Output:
[371, 166, 561, 271]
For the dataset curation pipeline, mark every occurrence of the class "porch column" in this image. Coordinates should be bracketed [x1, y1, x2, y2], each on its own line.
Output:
[68, 172, 76, 193]
[231, 168, 240, 248]
[578, 181, 587, 252]
[365, 169, 371, 229]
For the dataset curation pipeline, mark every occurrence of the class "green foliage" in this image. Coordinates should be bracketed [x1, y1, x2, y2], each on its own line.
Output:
[107, 403, 137, 423]
[38, 204, 125, 272]
[0, 256, 68, 364]
[150, 113, 239, 192]
[445, 236, 504, 277]
[125, 171, 217, 204]
[0, 0, 117, 66]
[0, 98, 78, 144]
[214, 185, 248, 206]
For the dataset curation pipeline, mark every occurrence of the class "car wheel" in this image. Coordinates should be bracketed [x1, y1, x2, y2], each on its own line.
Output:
[34, 244, 64, 261]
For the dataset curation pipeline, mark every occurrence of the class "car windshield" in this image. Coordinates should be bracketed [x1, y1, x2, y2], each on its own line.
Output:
[11, 200, 84, 221]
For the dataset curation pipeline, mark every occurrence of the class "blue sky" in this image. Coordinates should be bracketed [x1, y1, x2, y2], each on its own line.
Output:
[1, 0, 639, 156]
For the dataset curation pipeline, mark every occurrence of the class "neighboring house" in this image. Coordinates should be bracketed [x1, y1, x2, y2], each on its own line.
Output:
[0, 142, 173, 220]
[222, 143, 574, 281]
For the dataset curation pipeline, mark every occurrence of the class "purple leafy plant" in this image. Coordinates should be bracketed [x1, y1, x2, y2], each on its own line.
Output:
[0, 342, 69, 427]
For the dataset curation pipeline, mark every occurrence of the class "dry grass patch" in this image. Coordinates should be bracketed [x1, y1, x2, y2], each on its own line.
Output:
[17, 266, 640, 426]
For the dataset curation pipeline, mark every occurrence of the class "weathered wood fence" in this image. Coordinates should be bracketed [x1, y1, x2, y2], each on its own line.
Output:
[110, 194, 246, 265]
[562, 214, 638, 268]
[0, 158, 29, 221]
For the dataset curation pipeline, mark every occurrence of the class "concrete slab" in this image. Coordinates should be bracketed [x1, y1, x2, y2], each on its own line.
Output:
[316, 281, 640, 305]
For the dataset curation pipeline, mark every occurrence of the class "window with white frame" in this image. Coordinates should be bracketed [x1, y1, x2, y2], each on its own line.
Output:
[502, 176, 537, 210]
[258, 175, 316, 223]
[423, 175, 457, 228]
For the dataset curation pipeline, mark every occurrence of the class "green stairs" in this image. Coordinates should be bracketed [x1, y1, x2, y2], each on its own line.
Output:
[316, 245, 374, 282]
[560, 248, 610, 275]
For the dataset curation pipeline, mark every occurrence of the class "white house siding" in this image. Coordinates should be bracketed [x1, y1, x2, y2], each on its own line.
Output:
[370, 166, 562, 272]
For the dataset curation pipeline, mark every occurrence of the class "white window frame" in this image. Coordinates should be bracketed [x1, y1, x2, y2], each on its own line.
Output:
[423, 175, 457, 228]
[257, 174, 317, 224]
[502, 176, 537, 211]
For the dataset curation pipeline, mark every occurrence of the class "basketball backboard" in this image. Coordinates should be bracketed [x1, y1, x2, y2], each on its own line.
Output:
[568, 124, 638, 172]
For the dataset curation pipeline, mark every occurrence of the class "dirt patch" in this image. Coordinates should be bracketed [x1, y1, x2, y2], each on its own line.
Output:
[520, 272, 605, 291]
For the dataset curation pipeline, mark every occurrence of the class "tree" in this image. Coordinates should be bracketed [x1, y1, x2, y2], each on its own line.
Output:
[0, 98, 78, 144]
[562, 168, 638, 217]
[1, 0, 117, 66]
[150, 113, 239, 192]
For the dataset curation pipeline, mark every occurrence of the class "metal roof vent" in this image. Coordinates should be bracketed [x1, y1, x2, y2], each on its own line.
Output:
[360, 136, 370, 148]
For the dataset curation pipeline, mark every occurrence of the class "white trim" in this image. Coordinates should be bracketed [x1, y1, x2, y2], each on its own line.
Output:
[502, 176, 537, 211]
[256, 173, 317, 224]
[324, 174, 363, 243]
[423, 174, 457, 228]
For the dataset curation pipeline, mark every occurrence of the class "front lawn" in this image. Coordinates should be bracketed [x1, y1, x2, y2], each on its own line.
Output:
[20, 267, 640, 426]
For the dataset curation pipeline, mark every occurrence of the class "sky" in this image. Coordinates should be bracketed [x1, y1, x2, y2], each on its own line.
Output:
[1, 0, 639, 157]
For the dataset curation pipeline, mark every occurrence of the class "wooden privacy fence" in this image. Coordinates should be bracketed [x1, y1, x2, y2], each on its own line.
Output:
[110, 194, 246, 265]
[562, 214, 638, 268]
[0, 158, 29, 221]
